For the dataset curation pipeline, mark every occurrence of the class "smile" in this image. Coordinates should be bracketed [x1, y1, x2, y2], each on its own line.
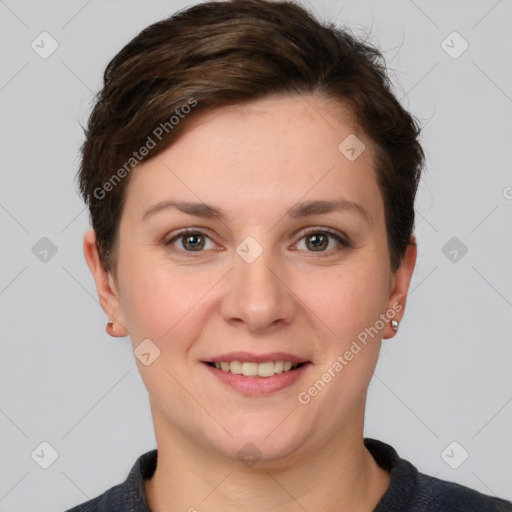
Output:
[205, 360, 304, 378]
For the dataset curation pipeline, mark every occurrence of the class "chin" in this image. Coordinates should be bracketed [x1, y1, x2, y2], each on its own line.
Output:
[203, 415, 310, 467]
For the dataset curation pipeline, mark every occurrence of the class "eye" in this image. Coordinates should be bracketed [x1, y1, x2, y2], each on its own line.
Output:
[294, 228, 350, 253]
[165, 229, 216, 254]
[164, 227, 350, 256]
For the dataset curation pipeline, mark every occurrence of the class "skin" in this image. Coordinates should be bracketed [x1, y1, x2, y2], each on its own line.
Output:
[84, 94, 416, 511]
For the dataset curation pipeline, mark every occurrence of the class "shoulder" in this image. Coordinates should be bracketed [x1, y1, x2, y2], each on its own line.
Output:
[62, 449, 157, 512]
[414, 471, 512, 512]
[365, 438, 512, 512]
[62, 483, 122, 512]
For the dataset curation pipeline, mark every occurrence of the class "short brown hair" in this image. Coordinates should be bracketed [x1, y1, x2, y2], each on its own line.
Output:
[77, 0, 424, 275]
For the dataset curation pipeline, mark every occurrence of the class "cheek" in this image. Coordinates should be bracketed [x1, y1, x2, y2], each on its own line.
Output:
[298, 264, 388, 408]
[298, 261, 389, 337]
[119, 255, 220, 345]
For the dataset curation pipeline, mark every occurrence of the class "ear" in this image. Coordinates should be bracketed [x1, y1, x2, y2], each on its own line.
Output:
[383, 235, 417, 340]
[83, 229, 128, 337]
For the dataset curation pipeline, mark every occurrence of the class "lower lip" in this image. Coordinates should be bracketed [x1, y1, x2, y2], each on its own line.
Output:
[201, 362, 311, 395]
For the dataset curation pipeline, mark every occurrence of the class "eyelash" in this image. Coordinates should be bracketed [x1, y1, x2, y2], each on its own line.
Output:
[164, 227, 351, 257]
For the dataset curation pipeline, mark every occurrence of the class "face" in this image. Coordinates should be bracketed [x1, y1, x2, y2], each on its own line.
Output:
[85, 94, 416, 466]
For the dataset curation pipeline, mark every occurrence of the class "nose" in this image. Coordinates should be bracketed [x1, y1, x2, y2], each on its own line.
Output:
[220, 244, 297, 334]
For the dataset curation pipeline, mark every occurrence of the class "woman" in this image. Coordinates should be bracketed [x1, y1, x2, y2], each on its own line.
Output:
[65, 0, 511, 510]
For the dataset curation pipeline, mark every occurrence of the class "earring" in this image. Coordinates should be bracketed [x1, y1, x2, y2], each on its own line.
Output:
[391, 319, 399, 331]
[107, 320, 116, 333]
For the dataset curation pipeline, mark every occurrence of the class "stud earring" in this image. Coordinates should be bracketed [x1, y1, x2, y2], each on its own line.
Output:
[391, 319, 399, 331]
[107, 320, 116, 333]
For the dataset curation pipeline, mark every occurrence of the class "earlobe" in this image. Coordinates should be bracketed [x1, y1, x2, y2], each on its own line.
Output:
[83, 229, 128, 337]
[383, 236, 417, 339]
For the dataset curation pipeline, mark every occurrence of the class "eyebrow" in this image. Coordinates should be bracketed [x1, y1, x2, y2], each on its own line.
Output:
[141, 198, 371, 224]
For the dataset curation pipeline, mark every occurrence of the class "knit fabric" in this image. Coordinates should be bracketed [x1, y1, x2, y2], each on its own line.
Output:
[64, 438, 512, 511]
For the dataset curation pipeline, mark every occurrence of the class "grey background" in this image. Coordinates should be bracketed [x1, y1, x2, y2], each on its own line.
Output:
[0, 0, 511, 510]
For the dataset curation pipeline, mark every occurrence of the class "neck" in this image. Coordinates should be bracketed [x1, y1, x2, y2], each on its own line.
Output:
[145, 409, 390, 512]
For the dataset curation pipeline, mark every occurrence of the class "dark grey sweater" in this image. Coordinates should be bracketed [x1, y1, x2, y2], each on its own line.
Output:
[64, 438, 511, 511]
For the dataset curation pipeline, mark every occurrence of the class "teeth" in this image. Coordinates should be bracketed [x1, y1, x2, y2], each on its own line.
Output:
[257, 361, 275, 377]
[230, 361, 243, 375]
[211, 360, 300, 377]
[242, 362, 258, 377]
[274, 361, 284, 374]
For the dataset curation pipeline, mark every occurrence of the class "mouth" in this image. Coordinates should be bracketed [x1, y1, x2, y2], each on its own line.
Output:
[200, 351, 311, 395]
[203, 360, 308, 378]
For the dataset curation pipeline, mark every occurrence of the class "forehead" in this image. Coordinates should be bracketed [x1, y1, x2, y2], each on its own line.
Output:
[123, 94, 383, 223]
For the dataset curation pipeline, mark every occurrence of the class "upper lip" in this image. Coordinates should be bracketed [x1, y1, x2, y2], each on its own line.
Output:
[203, 351, 310, 364]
